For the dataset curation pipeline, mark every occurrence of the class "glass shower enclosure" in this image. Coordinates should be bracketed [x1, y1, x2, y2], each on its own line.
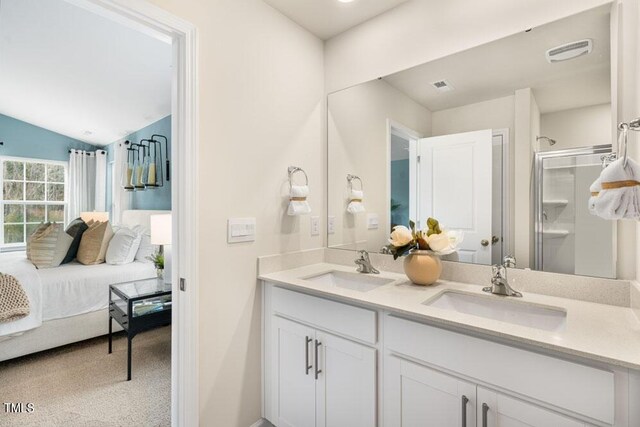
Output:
[533, 145, 616, 278]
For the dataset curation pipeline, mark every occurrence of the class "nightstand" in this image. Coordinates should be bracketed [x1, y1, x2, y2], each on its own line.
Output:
[108, 278, 172, 381]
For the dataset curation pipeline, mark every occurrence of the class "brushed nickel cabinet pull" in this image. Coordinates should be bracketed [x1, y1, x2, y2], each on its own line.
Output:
[461, 395, 469, 426]
[305, 336, 312, 375]
[482, 403, 489, 427]
[314, 340, 322, 380]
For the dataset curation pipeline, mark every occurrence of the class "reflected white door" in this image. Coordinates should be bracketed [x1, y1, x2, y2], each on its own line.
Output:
[418, 130, 493, 264]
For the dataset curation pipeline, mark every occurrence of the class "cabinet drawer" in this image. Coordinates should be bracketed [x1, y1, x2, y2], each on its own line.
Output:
[384, 315, 614, 425]
[271, 286, 377, 344]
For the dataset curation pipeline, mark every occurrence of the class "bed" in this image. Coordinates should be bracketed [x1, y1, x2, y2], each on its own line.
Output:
[0, 210, 169, 362]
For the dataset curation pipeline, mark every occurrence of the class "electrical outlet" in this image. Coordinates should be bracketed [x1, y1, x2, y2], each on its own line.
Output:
[367, 213, 379, 230]
[310, 216, 320, 236]
[328, 216, 336, 234]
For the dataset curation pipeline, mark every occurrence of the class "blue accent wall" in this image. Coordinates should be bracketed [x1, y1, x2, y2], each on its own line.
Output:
[105, 115, 171, 212]
[390, 159, 410, 227]
[0, 114, 96, 161]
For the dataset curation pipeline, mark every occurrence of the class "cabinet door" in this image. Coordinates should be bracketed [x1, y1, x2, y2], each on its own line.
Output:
[315, 331, 377, 427]
[477, 388, 587, 427]
[384, 355, 476, 427]
[275, 317, 317, 427]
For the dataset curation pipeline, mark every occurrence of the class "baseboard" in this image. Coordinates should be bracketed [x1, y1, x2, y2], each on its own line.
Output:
[249, 419, 274, 427]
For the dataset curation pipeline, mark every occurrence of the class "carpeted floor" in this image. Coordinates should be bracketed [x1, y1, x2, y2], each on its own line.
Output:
[0, 326, 171, 427]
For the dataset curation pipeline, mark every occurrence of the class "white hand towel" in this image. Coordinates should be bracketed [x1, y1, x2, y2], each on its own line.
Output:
[588, 176, 601, 216]
[590, 157, 640, 220]
[347, 189, 365, 214]
[287, 185, 311, 216]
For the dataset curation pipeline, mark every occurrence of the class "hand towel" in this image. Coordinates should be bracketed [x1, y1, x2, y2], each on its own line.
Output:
[347, 189, 365, 214]
[588, 176, 601, 216]
[287, 185, 311, 216]
[590, 157, 640, 220]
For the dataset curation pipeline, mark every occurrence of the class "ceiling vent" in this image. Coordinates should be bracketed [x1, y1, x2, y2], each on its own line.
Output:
[431, 79, 454, 93]
[546, 39, 592, 63]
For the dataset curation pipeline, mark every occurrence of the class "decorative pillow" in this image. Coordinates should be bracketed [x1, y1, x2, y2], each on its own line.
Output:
[133, 225, 156, 263]
[77, 221, 114, 265]
[26, 222, 51, 261]
[61, 218, 89, 264]
[106, 227, 142, 265]
[29, 223, 74, 269]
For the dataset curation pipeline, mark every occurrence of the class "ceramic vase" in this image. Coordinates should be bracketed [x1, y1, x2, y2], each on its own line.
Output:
[403, 250, 442, 285]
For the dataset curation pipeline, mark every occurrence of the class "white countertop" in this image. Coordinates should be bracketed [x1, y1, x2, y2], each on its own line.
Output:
[259, 262, 640, 370]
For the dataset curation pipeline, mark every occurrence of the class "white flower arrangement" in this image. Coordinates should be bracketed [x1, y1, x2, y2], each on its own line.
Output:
[386, 218, 463, 259]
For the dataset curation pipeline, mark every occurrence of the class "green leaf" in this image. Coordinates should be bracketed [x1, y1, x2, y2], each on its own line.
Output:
[409, 220, 416, 234]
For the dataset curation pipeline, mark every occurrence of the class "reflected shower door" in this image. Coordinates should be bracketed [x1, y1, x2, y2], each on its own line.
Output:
[534, 146, 616, 278]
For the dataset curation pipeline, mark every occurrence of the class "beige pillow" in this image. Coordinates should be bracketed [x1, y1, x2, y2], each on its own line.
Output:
[77, 221, 114, 265]
[30, 223, 73, 269]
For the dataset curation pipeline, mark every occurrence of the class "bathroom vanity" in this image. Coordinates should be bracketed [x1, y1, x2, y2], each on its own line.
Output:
[259, 259, 640, 427]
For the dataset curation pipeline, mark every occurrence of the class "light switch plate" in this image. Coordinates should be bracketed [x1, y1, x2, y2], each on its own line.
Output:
[310, 216, 320, 236]
[227, 218, 256, 243]
[367, 213, 379, 230]
[328, 216, 336, 234]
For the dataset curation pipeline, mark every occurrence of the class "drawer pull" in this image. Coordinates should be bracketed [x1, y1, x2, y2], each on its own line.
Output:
[482, 403, 489, 427]
[314, 340, 322, 380]
[461, 395, 469, 426]
[305, 336, 312, 375]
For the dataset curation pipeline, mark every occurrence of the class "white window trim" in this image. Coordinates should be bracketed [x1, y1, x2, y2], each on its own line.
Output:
[0, 156, 69, 249]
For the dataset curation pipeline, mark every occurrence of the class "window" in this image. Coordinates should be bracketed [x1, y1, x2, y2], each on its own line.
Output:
[0, 158, 67, 247]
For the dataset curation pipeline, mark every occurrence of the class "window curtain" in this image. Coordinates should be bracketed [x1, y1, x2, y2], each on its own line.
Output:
[111, 141, 131, 225]
[68, 149, 107, 221]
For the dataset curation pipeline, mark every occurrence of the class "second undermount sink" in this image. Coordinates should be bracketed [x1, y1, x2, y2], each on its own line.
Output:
[303, 270, 395, 292]
[424, 291, 567, 332]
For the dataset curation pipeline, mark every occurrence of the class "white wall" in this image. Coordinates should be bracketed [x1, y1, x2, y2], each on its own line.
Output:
[324, 0, 613, 93]
[328, 79, 431, 251]
[147, 1, 324, 426]
[540, 103, 612, 151]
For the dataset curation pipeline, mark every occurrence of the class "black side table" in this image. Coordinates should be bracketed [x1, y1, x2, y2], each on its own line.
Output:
[108, 278, 172, 381]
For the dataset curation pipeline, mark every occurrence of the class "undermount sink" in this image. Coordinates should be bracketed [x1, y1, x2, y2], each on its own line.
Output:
[424, 291, 567, 332]
[303, 270, 395, 292]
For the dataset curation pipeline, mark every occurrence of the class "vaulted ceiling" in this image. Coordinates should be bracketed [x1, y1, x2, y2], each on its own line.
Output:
[0, 0, 172, 146]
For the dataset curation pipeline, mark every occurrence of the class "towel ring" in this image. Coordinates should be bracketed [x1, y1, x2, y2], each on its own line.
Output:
[347, 174, 363, 191]
[288, 166, 308, 189]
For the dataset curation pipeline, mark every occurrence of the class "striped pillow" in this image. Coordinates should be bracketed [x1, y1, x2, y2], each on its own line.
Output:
[26, 222, 51, 261]
[29, 223, 73, 269]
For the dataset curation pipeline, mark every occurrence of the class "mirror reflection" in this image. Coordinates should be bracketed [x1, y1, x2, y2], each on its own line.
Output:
[327, 5, 617, 278]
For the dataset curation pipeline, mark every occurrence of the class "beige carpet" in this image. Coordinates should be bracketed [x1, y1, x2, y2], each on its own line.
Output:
[0, 326, 171, 427]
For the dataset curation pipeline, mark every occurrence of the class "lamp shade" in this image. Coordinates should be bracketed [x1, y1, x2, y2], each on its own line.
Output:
[150, 214, 172, 245]
[80, 211, 109, 222]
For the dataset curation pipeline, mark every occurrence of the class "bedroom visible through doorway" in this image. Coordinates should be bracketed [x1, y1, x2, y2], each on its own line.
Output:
[0, 0, 180, 425]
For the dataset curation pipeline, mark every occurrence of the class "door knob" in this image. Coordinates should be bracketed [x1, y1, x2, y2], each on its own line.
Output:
[491, 236, 499, 245]
[481, 239, 489, 247]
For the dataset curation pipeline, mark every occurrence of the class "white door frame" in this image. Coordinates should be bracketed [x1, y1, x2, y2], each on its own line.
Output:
[64, 1, 199, 425]
[493, 128, 511, 259]
[386, 119, 422, 232]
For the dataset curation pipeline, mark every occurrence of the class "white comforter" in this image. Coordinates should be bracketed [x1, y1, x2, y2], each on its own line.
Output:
[0, 252, 42, 338]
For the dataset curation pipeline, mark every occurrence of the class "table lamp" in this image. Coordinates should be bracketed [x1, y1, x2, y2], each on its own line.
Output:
[150, 213, 172, 284]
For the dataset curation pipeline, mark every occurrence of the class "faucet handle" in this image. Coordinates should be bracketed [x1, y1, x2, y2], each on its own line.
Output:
[503, 255, 516, 268]
[491, 264, 506, 279]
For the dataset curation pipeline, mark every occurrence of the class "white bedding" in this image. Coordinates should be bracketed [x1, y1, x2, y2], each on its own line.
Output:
[38, 260, 156, 320]
[0, 253, 156, 337]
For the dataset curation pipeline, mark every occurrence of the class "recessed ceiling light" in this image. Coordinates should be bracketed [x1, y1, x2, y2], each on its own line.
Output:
[338, 0, 356, 3]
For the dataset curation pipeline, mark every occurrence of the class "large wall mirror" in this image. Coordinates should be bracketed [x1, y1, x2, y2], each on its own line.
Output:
[327, 4, 620, 279]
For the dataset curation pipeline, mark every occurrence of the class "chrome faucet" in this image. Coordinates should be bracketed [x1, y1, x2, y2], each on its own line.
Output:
[355, 250, 379, 274]
[483, 255, 522, 297]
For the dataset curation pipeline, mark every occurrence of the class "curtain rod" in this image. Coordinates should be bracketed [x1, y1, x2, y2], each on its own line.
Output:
[68, 149, 107, 155]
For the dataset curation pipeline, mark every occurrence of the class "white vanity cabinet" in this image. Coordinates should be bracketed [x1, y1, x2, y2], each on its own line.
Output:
[264, 286, 377, 427]
[263, 283, 635, 427]
[384, 354, 589, 427]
